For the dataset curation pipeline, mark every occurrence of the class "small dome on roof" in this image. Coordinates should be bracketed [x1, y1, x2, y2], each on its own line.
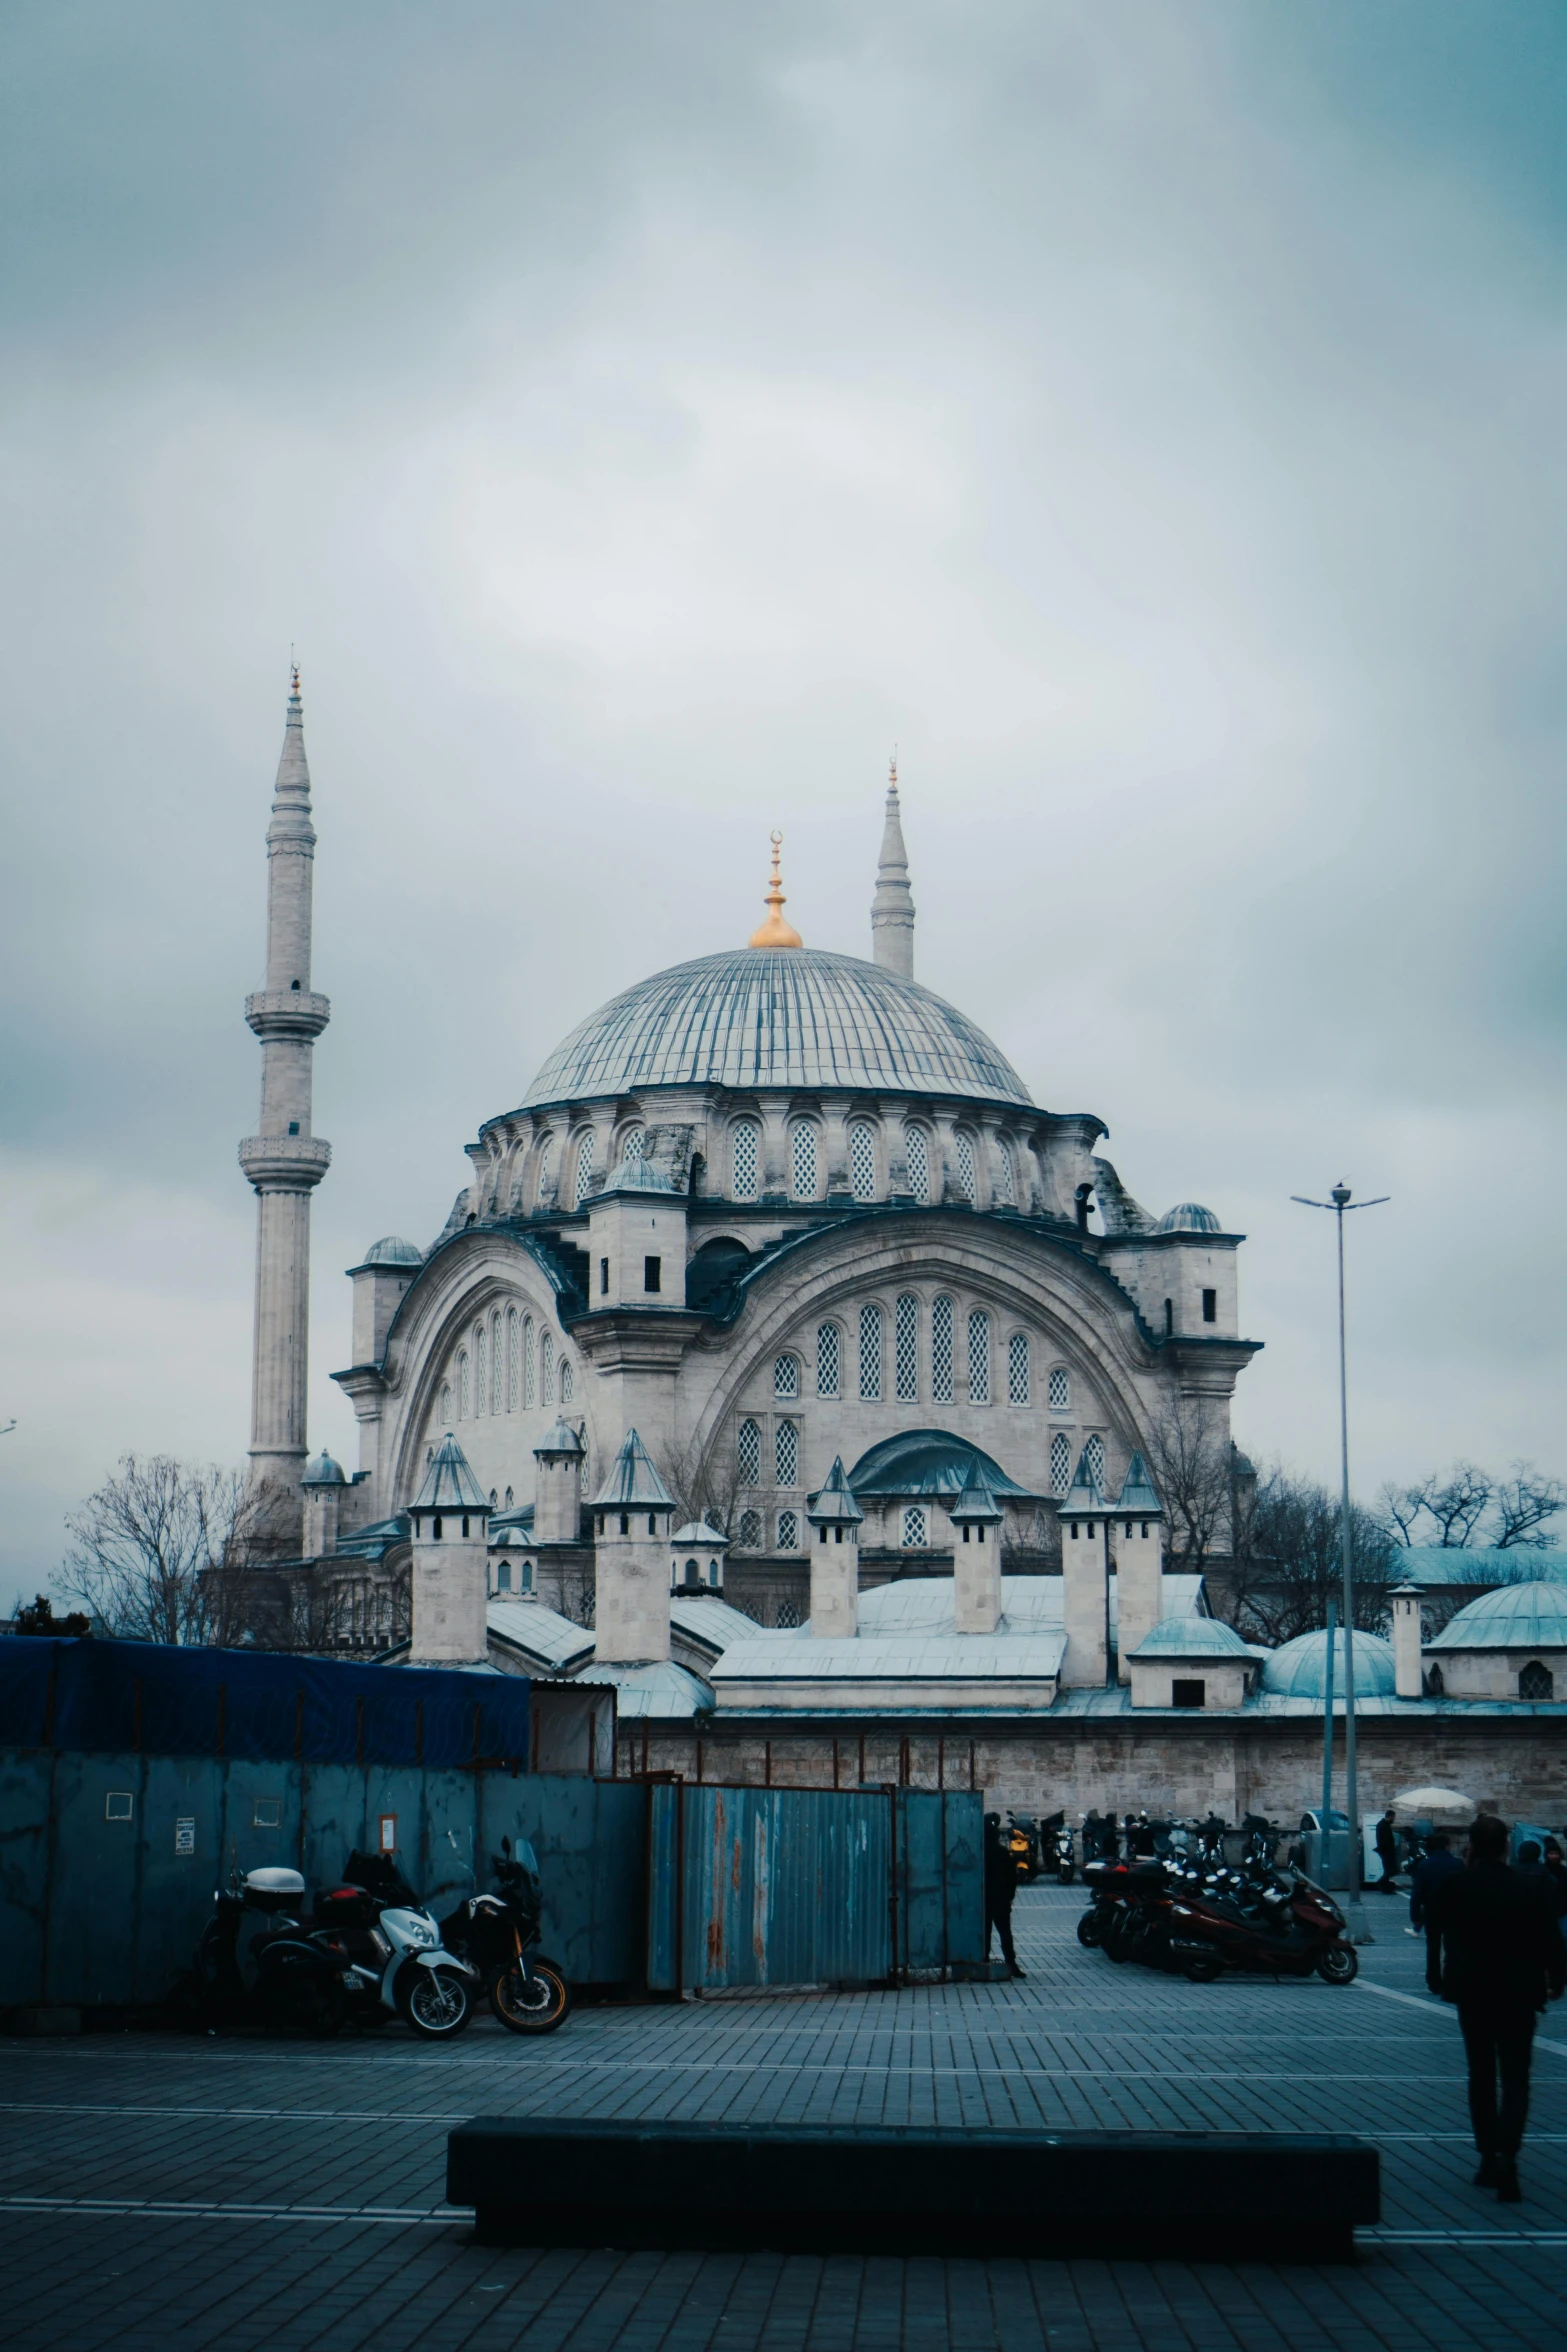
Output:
[301, 1451, 346, 1487]
[1131, 1615, 1253, 1659]
[362, 1236, 423, 1267]
[1263, 1626, 1396, 1698]
[1157, 1203, 1222, 1235]
[1426, 1580, 1567, 1652]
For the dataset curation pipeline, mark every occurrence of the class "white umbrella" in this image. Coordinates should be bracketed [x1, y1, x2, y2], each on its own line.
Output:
[1392, 1785, 1474, 1821]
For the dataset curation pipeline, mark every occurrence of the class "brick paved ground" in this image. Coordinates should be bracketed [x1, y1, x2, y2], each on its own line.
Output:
[2, 1885, 1564, 2351]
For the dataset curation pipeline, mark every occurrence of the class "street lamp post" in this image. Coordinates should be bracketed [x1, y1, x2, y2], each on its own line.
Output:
[1291, 1183, 1388, 1940]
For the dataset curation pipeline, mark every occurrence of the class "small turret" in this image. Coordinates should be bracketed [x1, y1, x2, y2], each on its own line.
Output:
[1390, 1582, 1425, 1700]
[1056, 1445, 1110, 1688]
[589, 1430, 675, 1663]
[870, 757, 915, 978]
[670, 1519, 730, 1596]
[408, 1433, 490, 1663]
[807, 1456, 864, 1638]
[532, 1415, 586, 1546]
[1108, 1450, 1165, 1680]
[950, 1461, 1004, 1635]
[301, 1450, 346, 1558]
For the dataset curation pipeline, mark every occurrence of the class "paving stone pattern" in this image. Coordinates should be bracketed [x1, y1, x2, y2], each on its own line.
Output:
[2, 1887, 1564, 2351]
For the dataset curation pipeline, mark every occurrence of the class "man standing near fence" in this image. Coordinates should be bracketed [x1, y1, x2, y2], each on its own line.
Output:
[1426, 1813, 1565, 2203]
[983, 1813, 1024, 1980]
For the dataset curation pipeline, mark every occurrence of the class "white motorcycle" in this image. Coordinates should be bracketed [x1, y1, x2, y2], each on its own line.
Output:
[313, 1852, 478, 2038]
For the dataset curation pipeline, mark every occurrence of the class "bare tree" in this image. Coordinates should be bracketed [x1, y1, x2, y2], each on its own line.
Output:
[59, 1456, 282, 1647]
[1492, 1462, 1564, 1550]
[1378, 1458, 1561, 1552]
[662, 1429, 745, 1540]
[1231, 1464, 1395, 1645]
[1141, 1398, 1233, 1574]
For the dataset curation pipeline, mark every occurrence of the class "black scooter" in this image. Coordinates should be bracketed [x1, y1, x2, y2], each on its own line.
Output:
[171, 1866, 350, 2035]
[441, 1836, 571, 2033]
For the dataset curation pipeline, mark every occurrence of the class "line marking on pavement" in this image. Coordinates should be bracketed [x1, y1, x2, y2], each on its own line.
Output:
[1368, 2230, 1567, 2247]
[0, 2196, 463, 2226]
[1355, 1978, 1567, 2055]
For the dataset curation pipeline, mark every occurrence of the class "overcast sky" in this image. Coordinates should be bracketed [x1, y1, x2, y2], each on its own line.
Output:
[3, 2, 1565, 1601]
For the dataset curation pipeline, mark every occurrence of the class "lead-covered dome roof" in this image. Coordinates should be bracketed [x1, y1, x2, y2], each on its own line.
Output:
[1262, 1626, 1396, 1698]
[1426, 1581, 1567, 1652]
[521, 948, 1032, 1112]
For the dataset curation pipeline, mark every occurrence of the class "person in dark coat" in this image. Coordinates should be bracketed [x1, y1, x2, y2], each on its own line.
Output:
[1542, 1840, 1567, 1937]
[1373, 1807, 1400, 1893]
[1426, 1813, 1566, 2201]
[983, 1812, 1024, 1979]
[1408, 1829, 1463, 1935]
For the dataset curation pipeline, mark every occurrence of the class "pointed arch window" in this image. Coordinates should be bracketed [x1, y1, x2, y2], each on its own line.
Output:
[534, 1137, 554, 1209]
[541, 1330, 555, 1403]
[774, 1354, 799, 1401]
[790, 1122, 818, 1201]
[620, 1127, 645, 1176]
[571, 1130, 595, 1208]
[523, 1318, 537, 1409]
[849, 1121, 877, 1202]
[902, 1505, 928, 1548]
[931, 1296, 954, 1404]
[737, 1418, 762, 1484]
[816, 1322, 841, 1397]
[505, 1309, 519, 1411]
[1048, 1367, 1071, 1414]
[457, 1350, 470, 1418]
[859, 1303, 883, 1401]
[902, 1123, 930, 1203]
[731, 1119, 761, 1202]
[776, 1422, 799, 1486]
[1085, 1433, 1107, 1491]
[490, 1311, 503, 1413]
[738, 1507, 763, 1548]
[895, 1294, 919, 1403]
[438, 1381, 452, 1426]
[474, 1324, 487, 1415]
[992, 1143, 1015, 1207]
[954, 1132, 977, 1203]
[1519, 1659, 1555, 1702]
[559, 1357, 574, 1405]
[777, 1508, 801, 1551]
[1007, 1332, 1030, 1406]
[968, 1309, 991, 1403]
[1049, 1432, 1072, 1495]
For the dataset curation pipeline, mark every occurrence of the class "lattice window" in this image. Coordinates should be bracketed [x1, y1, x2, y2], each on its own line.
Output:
[859, 1303, 883, 1401]
[559, 1358, 573, 1405]
[849, 1121, 877, 1202]
[777, 1508, 801, 1551]
[620, 1127, 645, 1174]
[541, 1331, 555, 1404]
[954, 1131, 976, 1202]
[731, 1119, 760, 1201]
[902, 1505, 928, 1548]
[895, 1294, 918, 1402]
[1050, 1432, 1072, 1494]
[457, 1350, 470, 1418]
[491, 1312, 503, 1413]
[438, 1382, 452, 1426]
[738, 1507, 763, 1548]
[1048, 1366, 1070, 1413]
[931, 1296, 954, 1403]
[816, 1322, 841, 1397]
[790, 1122, 818, 1200]
[776, 1421, 799, 1486]
[474, 1324, 487, 1415]
[992, 1144, 1016, 1206]
[968, 1309, 991, 1402]
[903, 1123, 929, 1202]
[505, 1310, 518, 1411]
[1520, 1659, 1555, 1702]
[774, 1354, 799, 1400]
[534, 1137, 554, 1207]
[775, 1595, 802, 1626]
[524, 1318, 537, 1409]
[1007, 1332, 1030, 1406]
[1085, 1433, 1107, 1491]
[737, 1418, 762, 1483]
[572, 1130, 595, 1207]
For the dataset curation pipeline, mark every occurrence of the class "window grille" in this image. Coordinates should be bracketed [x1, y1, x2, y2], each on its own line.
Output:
[992, 1144, 1016, 1206]
[790, 1123, 818, 1200]
[438, 1382, 452, 1425]
[931, 1296, 954, 1403]
[816, 1322, 841, 1396]
[534, 1138, 553, 1206]
[1519, 1659, 1555, 1702]
[621, 1127, 645, 1174]
[541, 1331, 555, 1404]
[954, 1131, 976, 1202]
[859, 1303, 883, 1400]
[774, 1354, 799, 1400]
[895, 1293, 918, 1402]
[737, 1418, 761, 1483]
[775, 1595, 802, 1627]
[1049, 1433, 1072, 1494]
[776, 1422, 799, 1486]
[849, 1121, 877, 1202]
[491, 1312, 503, 1414]
[505, 1310, 518, 1411]
[1085, 1433, 1107, 1491]
[524, 1318, 537, 1409]
[457, 1350, 470, 1418]
[902, 1505, 928, 1548]
[1048, 1366, 1070, 1413]
[572, 1130, 595, 1207]
[474, 1325, 487, 1415]
[968, 1309, 991, 1402]
[1007, 1332, 1029, 1406]
[738, 1507, 763, 1548]
[777, 1508, 801, 1550]
[903, 1123, 929, 1202]
[559, 1358, 573, 1404]
[731, 1119, 760, 1201]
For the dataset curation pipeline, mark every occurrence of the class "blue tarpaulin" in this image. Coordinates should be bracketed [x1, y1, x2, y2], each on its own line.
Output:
[0, 1637, 529, 1770]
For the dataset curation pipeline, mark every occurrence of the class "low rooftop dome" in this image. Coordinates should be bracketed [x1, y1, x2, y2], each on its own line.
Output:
[1157, 1203, 1222, 1235]
[1263, 1626, 1396, 1699]
[301, 1450, 346, 1487]
[1131, 1615, 1253, 1659]
[361, 1235, 423, 1267]
[1426, 1581, 1567, 1652]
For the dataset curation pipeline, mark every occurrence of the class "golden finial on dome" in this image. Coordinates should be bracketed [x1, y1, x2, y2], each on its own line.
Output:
[749, 828, 804, 949]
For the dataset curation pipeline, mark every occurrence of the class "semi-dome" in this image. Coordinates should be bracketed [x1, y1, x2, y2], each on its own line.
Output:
[1263, 1626, 1396, 1698]
[361, 1235, 423, 1266]
[521, 948, 1032, 1112]
[1157, 1203, 1222, 1234]
[847, 1430, 1033, 1500]
[1426, 1581, 1567, 1652]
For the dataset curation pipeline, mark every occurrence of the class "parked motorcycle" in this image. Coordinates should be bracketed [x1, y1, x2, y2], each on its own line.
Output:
[1005, 1813, 1042, 1883]
[440, 1836, 572, 2033]
[313, 1850, 478, 2037]
[171, 1866, 351, 2035]
[1077, 1851, 1357, 1985]
[1053, 1821, 1076, 1884]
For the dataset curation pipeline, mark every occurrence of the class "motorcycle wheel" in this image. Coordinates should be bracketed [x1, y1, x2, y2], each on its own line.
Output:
[1182, 1950, 1222, 1983]
[1075, 1910, 1102, 1948]
[489, 1959, 572, 2035]
[1100, 1924, 1131, 1962]
[1316, 1944, 1359, 1985]
[401, 1966, 473, 2038]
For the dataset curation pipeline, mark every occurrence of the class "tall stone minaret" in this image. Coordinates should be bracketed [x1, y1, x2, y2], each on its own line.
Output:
[239, 668, 331, 1536]
[870, 756, 915, 978]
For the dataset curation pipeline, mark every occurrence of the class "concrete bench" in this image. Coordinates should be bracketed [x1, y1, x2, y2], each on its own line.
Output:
[447, 2117, 1379, 2260]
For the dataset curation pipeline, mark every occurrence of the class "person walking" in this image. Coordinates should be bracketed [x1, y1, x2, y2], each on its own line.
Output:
[1541, 1840, 1567, 1939]
[1407, 1828, 1463, 1939]
[983, 1812, 1025, 1980]
[1373, 1807, 1400, 1893]
[1426, 1813, 1566, 2202]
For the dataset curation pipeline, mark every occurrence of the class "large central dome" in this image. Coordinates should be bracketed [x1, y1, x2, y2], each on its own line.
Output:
[522, 948, 1032, 1111]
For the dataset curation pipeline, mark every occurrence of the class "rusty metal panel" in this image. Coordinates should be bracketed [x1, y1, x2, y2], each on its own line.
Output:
[651, 1784, 892, 1992]
[894, 1789, 984, 1973]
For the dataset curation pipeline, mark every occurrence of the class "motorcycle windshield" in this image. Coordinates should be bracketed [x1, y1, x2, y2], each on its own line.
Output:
[513, 1839, 541, 1881]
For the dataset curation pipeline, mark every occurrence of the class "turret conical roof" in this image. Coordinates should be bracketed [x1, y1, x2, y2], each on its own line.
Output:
[411, 1433, 489, 1515]
[1113, 1452, 1161, 1517]
[534, 1414, 585, 1460]
[807, 1455, 865, 1526]
[1061, 1446, 1108, 1511]
[267, 666, 316, 851]
[950, 1463, 1004, 1524]
[590, 1428, 675, 1510]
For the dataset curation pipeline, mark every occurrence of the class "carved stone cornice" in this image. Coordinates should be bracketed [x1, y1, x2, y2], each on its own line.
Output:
[569, 1308, 706, 1376]
[245, 988, 331, 1040]
[239, 1133, 332, 1191]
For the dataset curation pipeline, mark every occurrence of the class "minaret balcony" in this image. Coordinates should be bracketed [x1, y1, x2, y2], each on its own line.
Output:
[240, 1133, 333, 1189]
[246, 988, 331, 1040]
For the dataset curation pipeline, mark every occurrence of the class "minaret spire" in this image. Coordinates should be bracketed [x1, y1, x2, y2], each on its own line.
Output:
[870, 753, 915, 978]
[239, 666, 331, 1541]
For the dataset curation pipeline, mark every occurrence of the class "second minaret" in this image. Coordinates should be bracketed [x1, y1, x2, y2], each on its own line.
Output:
[870, 757, 915, 977]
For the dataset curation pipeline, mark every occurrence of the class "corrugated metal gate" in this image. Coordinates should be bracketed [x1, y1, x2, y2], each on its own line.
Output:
[646, 1783, 983, 1991]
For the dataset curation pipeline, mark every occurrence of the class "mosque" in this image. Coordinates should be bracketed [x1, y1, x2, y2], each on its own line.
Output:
[239, 677, 1567, 1823]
